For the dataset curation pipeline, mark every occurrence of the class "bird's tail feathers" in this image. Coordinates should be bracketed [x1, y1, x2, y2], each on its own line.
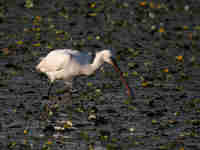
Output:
[35, 57, 45, 71]
[39, 57, 45, 61]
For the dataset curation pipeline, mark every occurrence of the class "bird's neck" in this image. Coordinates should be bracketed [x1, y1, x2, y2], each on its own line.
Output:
[91, 53, 103, 69]
[81, 53, 103, 75]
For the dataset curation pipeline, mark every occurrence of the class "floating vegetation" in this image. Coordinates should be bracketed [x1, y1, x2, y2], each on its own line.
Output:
[25, 0, 34, 8]
[24, 129, 28, 135]
[158, 27, 165, 33]
[16, 40, 24, 45]
[1, 48, 10, 55]
[163, 68, 169, 73]
[63, 120, 73, 129]
[139, 1, 147, 7]
[0, 0, 199, 149]
[176, 55, 183, 61]
[32, 42, 41, 47]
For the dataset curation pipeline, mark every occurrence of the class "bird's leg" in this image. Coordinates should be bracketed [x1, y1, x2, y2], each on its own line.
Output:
[60, 81, 73, 106]
[64, 81, 73, 94]
[47, 82, 53, 98]
[65, 79, 78, 93]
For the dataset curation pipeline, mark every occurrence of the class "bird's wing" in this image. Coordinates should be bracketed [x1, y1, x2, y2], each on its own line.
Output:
[37, 49, 72, 72]
[70, 51, 93, 65]
[64, 49, 80, 55]
[62, 49, 96, 65]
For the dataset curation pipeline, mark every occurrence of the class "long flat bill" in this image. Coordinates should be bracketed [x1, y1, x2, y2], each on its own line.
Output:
[111, 57, 134, 98]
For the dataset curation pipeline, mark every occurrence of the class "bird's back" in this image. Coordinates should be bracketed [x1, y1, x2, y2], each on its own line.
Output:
[36, 49, 93, 72]
[70, 51, 92, 65]
[55, 49, 93, 65]
[36, 49, 72, 72]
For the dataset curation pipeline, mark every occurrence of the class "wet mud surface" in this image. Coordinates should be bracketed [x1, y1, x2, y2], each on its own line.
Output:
[0, 0, 200, 149]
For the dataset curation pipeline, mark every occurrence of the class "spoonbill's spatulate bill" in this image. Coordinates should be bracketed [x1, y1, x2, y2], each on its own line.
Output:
[110, 57, 134, 98]
[36, 49, 134, 98]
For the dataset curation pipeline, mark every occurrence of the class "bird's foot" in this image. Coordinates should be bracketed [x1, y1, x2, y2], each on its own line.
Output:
[42, 95, 49, 100]
[62, 87, 78, 93]
[70, 88, 78, 93]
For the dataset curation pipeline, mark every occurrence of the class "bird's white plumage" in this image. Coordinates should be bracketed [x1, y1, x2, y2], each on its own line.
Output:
[36, 49, 112, 83]
[36, 49, 133, 98]
[37, 49, 72, 72]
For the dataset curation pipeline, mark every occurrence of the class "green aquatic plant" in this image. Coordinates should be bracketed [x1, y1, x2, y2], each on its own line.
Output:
[25, 0, 34, 8]
[7, 141, 17, 149]
[80, 131, 90, 141]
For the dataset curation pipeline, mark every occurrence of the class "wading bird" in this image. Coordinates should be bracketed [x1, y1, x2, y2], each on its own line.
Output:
[36, 49, 134, 98]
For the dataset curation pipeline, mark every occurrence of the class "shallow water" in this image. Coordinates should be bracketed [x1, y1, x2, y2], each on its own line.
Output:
[0, 0, 200, 149]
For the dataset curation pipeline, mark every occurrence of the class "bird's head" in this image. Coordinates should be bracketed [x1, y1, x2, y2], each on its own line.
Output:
[97, 49, 135, 98]
[99, 50, 114, 64]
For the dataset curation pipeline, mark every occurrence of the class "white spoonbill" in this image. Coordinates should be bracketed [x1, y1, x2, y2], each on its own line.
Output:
[36, 49, 134, 98]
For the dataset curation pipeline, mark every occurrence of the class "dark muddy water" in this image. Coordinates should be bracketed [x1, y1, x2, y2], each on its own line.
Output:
[0, 0, 200, 150]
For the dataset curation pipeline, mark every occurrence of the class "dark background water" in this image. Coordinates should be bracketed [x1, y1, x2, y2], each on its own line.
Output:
[0, 0, 200, 149]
